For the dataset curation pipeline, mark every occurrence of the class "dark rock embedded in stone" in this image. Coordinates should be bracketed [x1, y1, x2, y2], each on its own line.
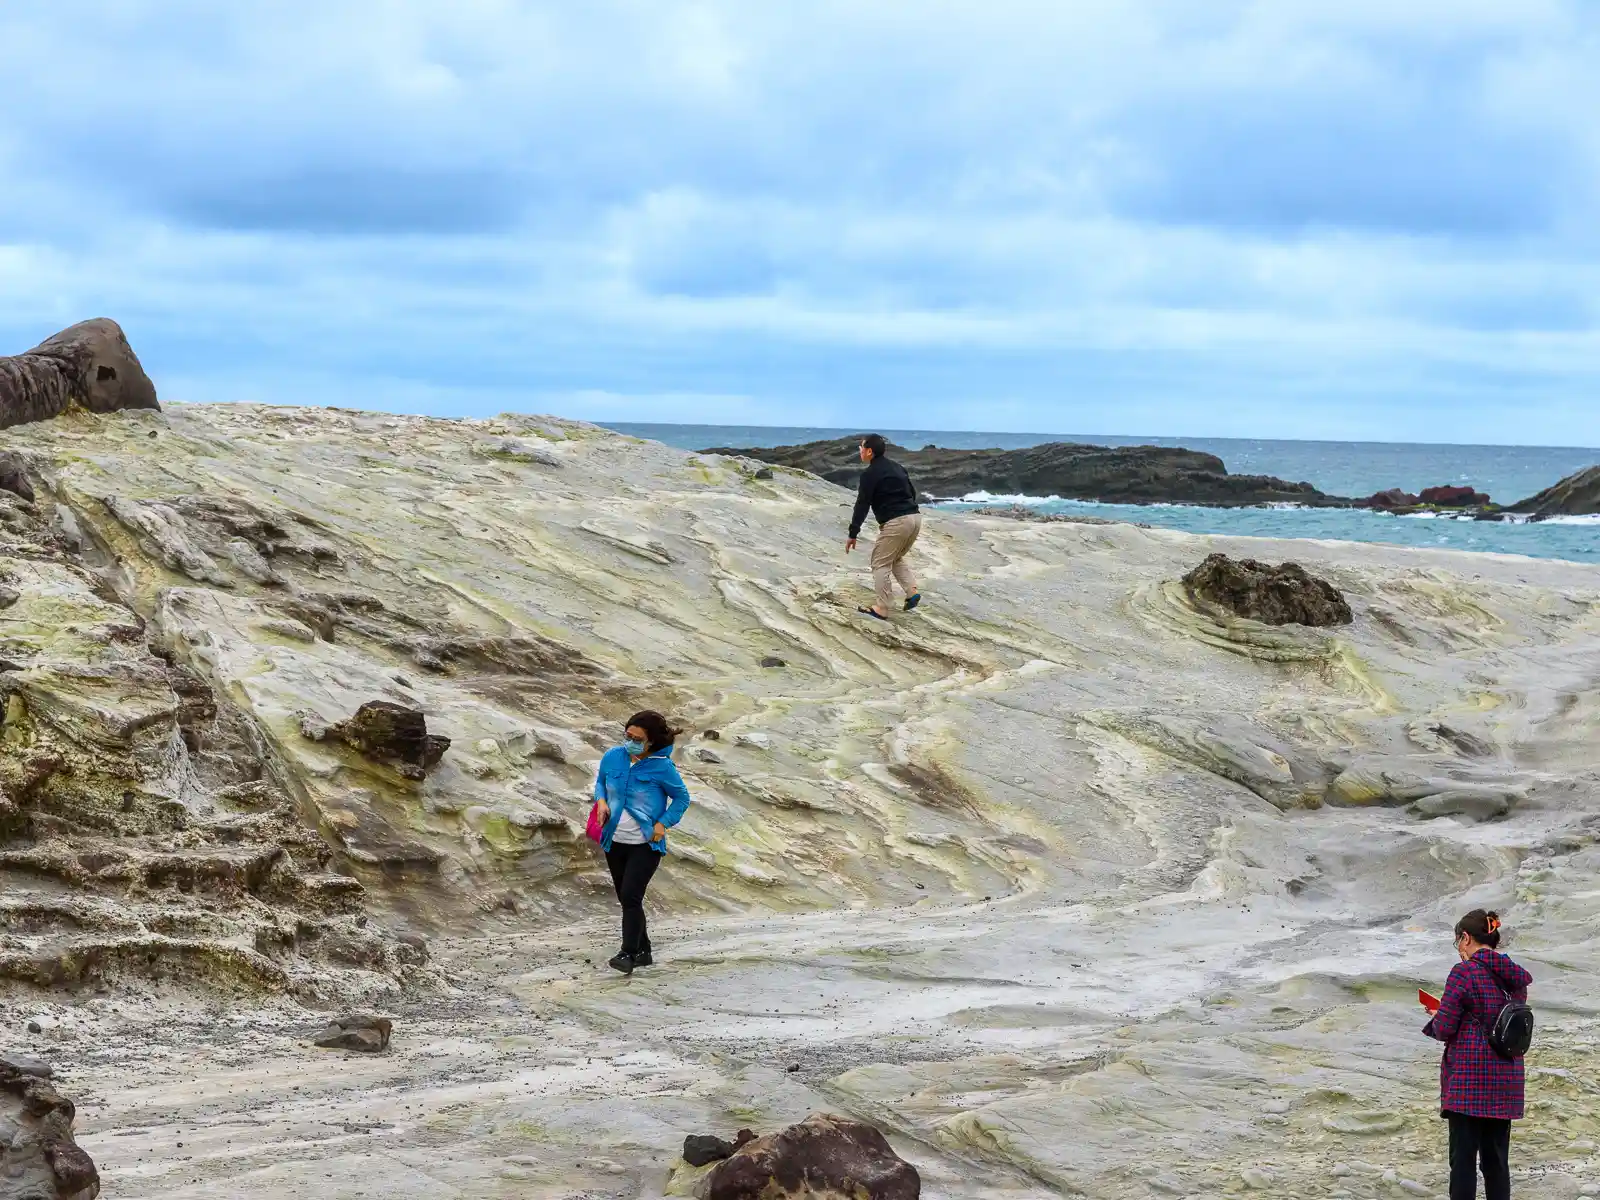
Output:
[703, 436, 1347, 508]
[0, 1058, 100, 1199]
[705, 1113, 920, 1200]
[0, 318, 159, 430]
[1508, 464, 1600, 518]
[760, 656, 786, 668]
[684, 1133, 738, 1166]
[308, 701, 450, 780]
[313, 1014, 393, 1053]
[1183, 554, 1353, 628]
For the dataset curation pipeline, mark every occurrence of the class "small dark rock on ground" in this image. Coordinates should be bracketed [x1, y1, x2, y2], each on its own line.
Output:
[313, 1014, 393, 1053]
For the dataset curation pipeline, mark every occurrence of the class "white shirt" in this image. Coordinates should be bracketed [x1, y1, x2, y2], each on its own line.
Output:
[612, 808, 647, 845]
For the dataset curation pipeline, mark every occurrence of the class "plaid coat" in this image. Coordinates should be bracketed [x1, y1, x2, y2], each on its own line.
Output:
[1423, 949, 1532, 1120]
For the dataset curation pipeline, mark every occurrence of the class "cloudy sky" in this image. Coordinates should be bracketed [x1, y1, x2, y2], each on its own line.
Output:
[1, 2, 1597, 443]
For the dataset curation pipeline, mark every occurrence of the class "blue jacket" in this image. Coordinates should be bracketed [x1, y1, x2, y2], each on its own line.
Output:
[593, 744, 692, 854]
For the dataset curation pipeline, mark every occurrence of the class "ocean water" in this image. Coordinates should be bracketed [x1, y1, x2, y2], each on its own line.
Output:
[607, 423, 1600, 563]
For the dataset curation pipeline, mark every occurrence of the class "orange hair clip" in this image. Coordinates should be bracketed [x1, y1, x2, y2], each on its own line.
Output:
[1487, 916, 1501, 933]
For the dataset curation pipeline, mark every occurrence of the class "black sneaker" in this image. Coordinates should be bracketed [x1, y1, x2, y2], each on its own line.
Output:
[607, 952, 635, 975]
[633, 948, 653, 967]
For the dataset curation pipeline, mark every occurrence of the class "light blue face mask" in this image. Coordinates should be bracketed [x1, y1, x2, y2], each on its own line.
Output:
[623, 738, 647, 756]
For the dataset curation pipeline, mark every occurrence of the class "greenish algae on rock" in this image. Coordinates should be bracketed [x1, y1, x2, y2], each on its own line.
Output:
[2, 403, 1600, 1198]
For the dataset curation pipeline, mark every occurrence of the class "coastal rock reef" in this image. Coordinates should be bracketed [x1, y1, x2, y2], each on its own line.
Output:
[704, 435, 1337, 506]
[1, 333, 1599, 1198]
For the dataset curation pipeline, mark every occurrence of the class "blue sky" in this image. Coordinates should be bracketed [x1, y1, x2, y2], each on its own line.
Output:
[1, 2, 1597, 444]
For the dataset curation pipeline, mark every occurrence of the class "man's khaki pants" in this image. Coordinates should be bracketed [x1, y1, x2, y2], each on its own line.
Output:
[871, 514, 922, 613]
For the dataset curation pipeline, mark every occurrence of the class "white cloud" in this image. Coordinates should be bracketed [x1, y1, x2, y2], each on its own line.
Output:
[0, 1, 1596, 442]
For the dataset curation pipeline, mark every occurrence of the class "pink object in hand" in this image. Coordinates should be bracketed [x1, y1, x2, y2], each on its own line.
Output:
[585, 803, 605, 844]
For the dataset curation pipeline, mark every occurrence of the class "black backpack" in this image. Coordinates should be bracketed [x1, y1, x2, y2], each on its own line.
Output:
[1476, 962, 1534, 1060]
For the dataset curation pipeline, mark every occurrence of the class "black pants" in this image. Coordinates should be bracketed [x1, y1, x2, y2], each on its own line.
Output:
[604, 842, 662, 955]
[1448, 1113, 1510, 1200]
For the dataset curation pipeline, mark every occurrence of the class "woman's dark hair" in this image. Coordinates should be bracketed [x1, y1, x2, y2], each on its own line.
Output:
[1455, 909, 1502, 949]
[860, 433, 887, 459]
[625, 710, 681, 753]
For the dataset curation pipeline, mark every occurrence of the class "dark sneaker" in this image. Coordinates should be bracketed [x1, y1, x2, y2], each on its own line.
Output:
[904, 593, 922, 611]
[607, 952, 635, 975]
[633, 949, 653, 967]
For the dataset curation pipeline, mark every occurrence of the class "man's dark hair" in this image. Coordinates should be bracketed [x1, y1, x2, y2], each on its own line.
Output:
[860, 433, 887, 460]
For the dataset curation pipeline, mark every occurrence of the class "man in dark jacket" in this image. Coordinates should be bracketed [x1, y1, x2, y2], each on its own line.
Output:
[846, 434, 923, 620]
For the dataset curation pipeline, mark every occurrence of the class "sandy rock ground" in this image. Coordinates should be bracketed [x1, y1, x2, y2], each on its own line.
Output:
[2, 405, 1599, 1198]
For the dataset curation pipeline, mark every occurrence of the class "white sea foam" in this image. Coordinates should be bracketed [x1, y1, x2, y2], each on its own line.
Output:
[950, 490, 1064, 505]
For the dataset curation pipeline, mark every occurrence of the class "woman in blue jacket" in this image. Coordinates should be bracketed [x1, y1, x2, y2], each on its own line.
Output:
[592, 710, 693, 974]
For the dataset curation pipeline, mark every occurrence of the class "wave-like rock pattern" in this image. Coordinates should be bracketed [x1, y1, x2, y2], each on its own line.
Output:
[0, 406, 1598, 1197]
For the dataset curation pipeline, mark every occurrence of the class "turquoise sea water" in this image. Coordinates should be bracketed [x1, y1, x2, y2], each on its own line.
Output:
[607, 423, 1600, 564]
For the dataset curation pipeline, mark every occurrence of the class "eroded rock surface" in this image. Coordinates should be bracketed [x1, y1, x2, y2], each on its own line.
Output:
[0, 1056, 98, 1199]
[1183, 552, 1354, 627]
[0, 405, 1598, 1200]
[0, 465, 422, 1001]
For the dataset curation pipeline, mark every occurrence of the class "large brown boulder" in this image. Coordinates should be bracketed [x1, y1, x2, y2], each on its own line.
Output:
[705, 1113, 919, 1200]
[0, 319, 159, 430]
[1183, 553, 1353, 627]
[0, 1057, 100, 1199]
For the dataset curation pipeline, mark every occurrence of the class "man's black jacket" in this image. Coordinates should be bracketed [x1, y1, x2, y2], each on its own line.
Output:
[849, 455, 920, 539]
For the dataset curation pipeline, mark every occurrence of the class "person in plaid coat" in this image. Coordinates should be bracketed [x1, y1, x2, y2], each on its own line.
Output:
[1423, 909, 1532, 1200]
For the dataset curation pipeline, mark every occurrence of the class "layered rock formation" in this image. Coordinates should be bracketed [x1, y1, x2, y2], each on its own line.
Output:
[703, 436, 1340, 506]
[0, 401, 1598, 1199]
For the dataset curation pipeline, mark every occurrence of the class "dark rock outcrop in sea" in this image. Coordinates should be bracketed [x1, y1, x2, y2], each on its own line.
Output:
[1507, 465, 1600, 518]
[1419, 485, 1491, 507]
[0, 319, 159, 430]
[1359, 484, 1495, 514]
[701, 436, 1344, 508]
[1183, 553, 1353, 628]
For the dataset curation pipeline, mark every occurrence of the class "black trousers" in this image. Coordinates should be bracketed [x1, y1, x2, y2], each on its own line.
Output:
[1447, 1113, 1510, 1200]
[604, 842, 662, 955]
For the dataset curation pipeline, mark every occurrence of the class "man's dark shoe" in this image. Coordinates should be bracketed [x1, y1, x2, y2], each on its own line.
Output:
[904, 593, 922, 611]
[608, 952, 635, 975]
[633, 948, 653, 967]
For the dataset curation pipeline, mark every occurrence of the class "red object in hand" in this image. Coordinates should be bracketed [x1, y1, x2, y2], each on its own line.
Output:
[1419, 989, 1441, 1013]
